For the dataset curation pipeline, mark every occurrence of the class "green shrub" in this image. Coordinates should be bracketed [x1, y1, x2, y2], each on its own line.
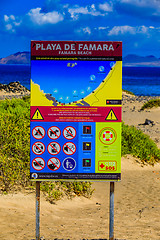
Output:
[0, 98, 30, 191]
[0, 97, 93, 200]
[122, 89, 135, 95]
[1, 97, 160, 199]
[121, 122, 160, 164]
[141, 99, 160, 110]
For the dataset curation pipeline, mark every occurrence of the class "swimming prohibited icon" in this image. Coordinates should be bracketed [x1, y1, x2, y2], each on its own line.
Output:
[63, 126, 76, 140]
[63, 142, 76, 155]
[63, 157, 76, 171]
[47, 157, 61, 171]
[48, 142, 61, 155]
[99, 127, 117, 145]
[32, 126, 45, 139]
[32, 157, 45, 171]
[48, 126, 61, 140]
[32, 142, 45, 155]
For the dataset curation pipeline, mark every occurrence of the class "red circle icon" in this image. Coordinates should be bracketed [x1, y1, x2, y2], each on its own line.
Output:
[32, 126, 45, 139]
[47, 157, 61, 171]
[47, 126, 61, 140]
[47, 142, 61, 155]
[32, 157, 45, 171]
[32, 142, 45, 155]
[63, 126, 76, 140]
[63, 142, 76, 155]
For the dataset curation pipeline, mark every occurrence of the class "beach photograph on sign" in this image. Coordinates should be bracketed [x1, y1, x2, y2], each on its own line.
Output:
[0, 1, 160, 240]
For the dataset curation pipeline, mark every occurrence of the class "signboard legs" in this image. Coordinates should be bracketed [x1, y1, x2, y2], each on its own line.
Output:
[36, 181, 40, 240]
[109, 182, 114, 240]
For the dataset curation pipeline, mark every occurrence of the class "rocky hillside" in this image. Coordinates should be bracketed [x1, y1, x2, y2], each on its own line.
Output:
[0, 81, 30, 94]
[0, 52, 30, 65]
[123, 54, 160, 67]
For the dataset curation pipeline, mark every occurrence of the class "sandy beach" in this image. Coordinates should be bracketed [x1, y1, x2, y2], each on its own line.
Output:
[0, 91, 160, 240]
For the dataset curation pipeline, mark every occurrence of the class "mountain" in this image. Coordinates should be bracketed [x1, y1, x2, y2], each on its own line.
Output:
[0, 52, 30, 64]
[123, 54, 160, 67]
[0, 52, 160, 67]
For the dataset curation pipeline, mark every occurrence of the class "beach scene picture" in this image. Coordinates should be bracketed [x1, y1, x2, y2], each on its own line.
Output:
[0, 1, 160, 240]
[31, 60, 115, 105]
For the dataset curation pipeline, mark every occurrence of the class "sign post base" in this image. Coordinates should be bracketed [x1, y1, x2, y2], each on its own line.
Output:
[36, 181, 40, 240]
[109, 182, 114, 240]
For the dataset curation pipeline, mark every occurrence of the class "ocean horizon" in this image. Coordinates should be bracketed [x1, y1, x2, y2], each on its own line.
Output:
[0, 64, 160, 96]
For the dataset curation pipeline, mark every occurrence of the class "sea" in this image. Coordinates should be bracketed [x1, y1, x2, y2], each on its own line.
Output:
[0, 64, 160, 96]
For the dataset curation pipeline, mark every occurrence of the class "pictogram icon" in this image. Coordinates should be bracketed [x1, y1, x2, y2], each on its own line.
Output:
[98, 161, 117, 171]
[31, 108, 44, 120]
[32, 142, 45, 155]
[63, 157, 76, 171]
[99, 127, 117, 145]
[32, 126, 45, 139]
[83, 159, 91, 167]
[83, 125, 92, 134]
[105, 109, 118, 121]
[83, 142, 91, 151]
[47, 157, 61, 171]
[47, 126, 61, 139]
[63, 126, 76, 140]
[47, 142, 61, 155]
[32, 157, 45, 171]
[63, 142, 76, 155]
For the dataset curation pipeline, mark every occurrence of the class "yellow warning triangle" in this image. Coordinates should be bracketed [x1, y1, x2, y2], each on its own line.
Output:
[105, 109, 118, 121]
[31, 108, 44, 120]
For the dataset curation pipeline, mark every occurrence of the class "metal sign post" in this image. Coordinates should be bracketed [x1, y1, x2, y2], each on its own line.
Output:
[109, 182, 115, 240]
[36, 181, 40, 240]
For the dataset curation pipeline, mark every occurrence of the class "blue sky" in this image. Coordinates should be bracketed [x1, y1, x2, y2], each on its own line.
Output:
[0, 0, 160, 57]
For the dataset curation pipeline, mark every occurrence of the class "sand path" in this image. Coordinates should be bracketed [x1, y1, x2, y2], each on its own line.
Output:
[0, 156, 160, 240]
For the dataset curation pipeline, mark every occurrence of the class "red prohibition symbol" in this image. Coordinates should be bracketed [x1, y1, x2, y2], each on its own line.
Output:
[47, 142, 61, 155]
[47, 157, 61, 171]
[63, 126, 76, 140]
[63, 142, 76, 155]
[32, 157, 45, 171]
[32, 142, 45, 155]
[47, 126, 61, 140]
[32, 126, 45, 140]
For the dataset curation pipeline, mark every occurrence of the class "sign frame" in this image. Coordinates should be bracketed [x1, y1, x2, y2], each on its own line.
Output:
[30, 40, 122, 182]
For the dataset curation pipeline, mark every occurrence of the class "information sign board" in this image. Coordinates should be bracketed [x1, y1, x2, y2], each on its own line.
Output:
[30, 41, 122, 181]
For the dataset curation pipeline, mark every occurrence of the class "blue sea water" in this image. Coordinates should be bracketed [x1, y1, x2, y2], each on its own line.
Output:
[0, 64, 30, 90]
[123, 67, 160, 96]
[0, 64, 160, 96]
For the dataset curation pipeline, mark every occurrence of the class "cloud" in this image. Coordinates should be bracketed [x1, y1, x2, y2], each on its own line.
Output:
[108, 25, 150, 36]
[1, 1, 160, 57]
[4, 14, 15, 22]
[77, 26, 92, 35]
[68, 4, 106, 20]
[4, 15, 9, 22]
[5, 24, 14, 31]
[27, 7, 64, 25]
[3, 14, 21, 32]
[99, 2, 113, 12]
[108, 25, 136, 35]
